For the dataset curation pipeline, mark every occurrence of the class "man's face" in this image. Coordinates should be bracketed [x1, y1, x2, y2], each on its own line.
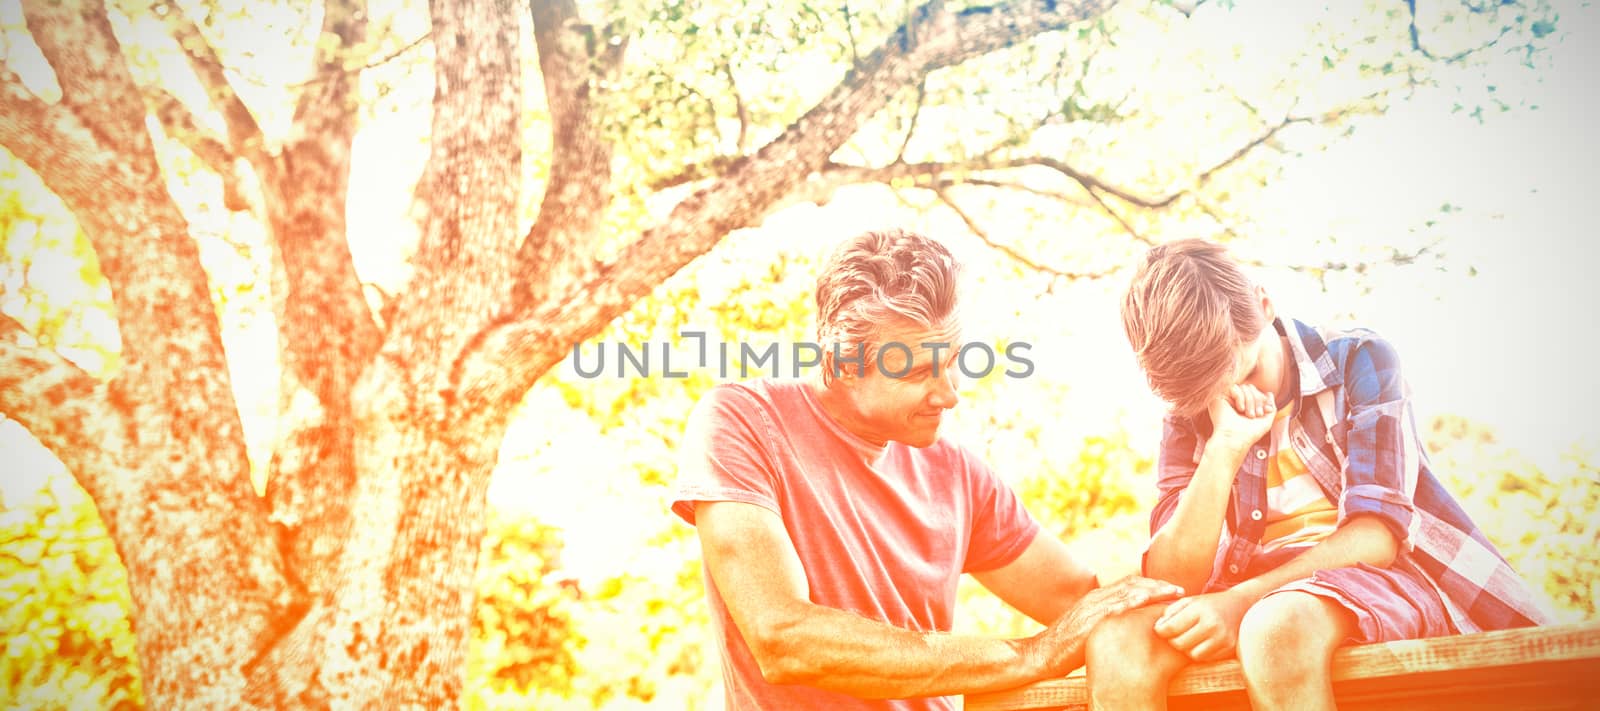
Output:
[833, 318, 963, 448]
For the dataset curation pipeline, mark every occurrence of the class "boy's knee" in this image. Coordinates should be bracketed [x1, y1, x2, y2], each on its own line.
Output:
[1087, 607, 1157, 658]
[1087, 607, 1180, 690]
[1237, 592, 1344, 682]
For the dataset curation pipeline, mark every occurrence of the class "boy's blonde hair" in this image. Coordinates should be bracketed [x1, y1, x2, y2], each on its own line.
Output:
[1121, 239, 1265, 416]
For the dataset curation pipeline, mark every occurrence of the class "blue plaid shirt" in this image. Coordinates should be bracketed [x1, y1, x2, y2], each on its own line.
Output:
[1147, 317, 1552, 633]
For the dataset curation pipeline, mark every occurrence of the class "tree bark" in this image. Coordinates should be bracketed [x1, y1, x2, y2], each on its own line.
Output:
[1, 2, 295, 706]
[258, 0, 376, 604]
[313, 0, 525, 705]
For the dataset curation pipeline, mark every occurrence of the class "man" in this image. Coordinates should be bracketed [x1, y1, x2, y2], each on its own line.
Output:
[671, 229, 1181, 709]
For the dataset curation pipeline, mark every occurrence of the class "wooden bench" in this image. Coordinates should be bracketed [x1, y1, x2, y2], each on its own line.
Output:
[965, 621, 1600, 710]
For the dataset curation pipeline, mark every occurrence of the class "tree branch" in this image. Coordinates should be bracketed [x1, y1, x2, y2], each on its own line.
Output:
[455, 0, 1117, 406]
[894, 77, 927, 164]
[842, 1, 862, 68]
[7, 4, 205, 377]
[930, 186, 1116, 280]
[723, 62, 750, 153]
[272, 0, 378, 375]
[1019, 110, 1310, 212]
[253, 0, 378, 612]
[1404, 0, 1515, 64]
[1080, 181, 1152, 244]
[0, 63, 103, 204]
[290, 32, 432, 88]
[0, 313, 127, 511]
[1266, 239, 1443, 275]
[956, 177, 1096, 206]
[652, 104, 1309, 249]
[1195, 113, 1311, 185]
[1028, 156, 1179, 209]
[646, 154, 742, 191]
[154, 0, 269, 166]
[379, 0, 528, 407]
[517, 0, 620, 306]
[143, 87, 250, 211]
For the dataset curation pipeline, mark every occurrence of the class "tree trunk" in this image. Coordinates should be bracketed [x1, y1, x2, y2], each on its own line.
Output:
[0, 2, 297, 706]
[311, 0, 526, 705]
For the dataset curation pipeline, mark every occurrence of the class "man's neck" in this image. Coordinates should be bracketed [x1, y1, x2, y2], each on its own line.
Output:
[807, 378, 889, 446]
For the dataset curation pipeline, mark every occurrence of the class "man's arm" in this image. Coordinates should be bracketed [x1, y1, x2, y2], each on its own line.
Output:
[972, 533, 1098, 626]
[697, 500, 1183, 698]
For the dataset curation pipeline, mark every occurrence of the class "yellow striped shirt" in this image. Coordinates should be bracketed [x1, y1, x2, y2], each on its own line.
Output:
[1263, 403, 1338, 552]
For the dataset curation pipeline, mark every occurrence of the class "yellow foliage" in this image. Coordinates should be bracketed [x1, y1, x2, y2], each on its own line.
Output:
[0, 479, 142, 710]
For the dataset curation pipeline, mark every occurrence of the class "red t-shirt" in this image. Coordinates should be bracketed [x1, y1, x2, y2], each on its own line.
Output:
[672, 380, 1040, 710]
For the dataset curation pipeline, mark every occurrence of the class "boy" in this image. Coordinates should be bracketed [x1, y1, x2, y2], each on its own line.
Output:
[1089, 239, 1550, 710]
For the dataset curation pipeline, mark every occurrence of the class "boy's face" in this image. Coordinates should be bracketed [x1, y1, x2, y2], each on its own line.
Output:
[831, 317, 963, 448]
[1222, 291, 1287, 403]
[1229, 328, 1276, 393]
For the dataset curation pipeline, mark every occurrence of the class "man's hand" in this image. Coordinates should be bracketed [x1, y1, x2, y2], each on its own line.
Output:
[1025, 576, 1185, 676]
[1207, 384, 1276, 453]
[1152, 589, 1255, 662]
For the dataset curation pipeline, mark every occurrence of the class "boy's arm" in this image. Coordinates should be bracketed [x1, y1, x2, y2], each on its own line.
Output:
[1144, 385, 1277, 594]
[1226, 515, 1398, 601]
[1334, 337, 1421, 541]
[1152, 515, 1397, 660]
[697, 500, 1183, 698]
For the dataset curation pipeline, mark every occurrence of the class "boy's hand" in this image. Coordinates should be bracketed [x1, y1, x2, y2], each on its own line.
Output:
[1207, 384, 1275, 453]
[1152, 589, 1254, 662]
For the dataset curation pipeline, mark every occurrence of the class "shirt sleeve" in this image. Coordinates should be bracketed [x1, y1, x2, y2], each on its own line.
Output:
[1142, 413, 1235, 587]
[1149, 413, 1202, 536]
[1337, 335, 1420, 543]
[962, 451, 1041, 573]
[670, 384, 782, 526]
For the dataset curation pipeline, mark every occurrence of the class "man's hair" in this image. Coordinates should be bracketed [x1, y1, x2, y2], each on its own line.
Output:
[815, 229, 960, 363]
[1121, 238, 1265, 415]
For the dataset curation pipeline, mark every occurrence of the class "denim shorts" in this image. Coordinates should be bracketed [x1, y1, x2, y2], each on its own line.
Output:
[1261, 559, 1455, 644]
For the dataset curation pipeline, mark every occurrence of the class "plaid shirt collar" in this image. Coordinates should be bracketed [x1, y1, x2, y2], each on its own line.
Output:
[1284, 315, 1341, 395]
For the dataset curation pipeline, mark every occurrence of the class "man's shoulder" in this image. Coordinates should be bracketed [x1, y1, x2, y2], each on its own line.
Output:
[699, 378, 794, 407]
[692, 379, 809, 427]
